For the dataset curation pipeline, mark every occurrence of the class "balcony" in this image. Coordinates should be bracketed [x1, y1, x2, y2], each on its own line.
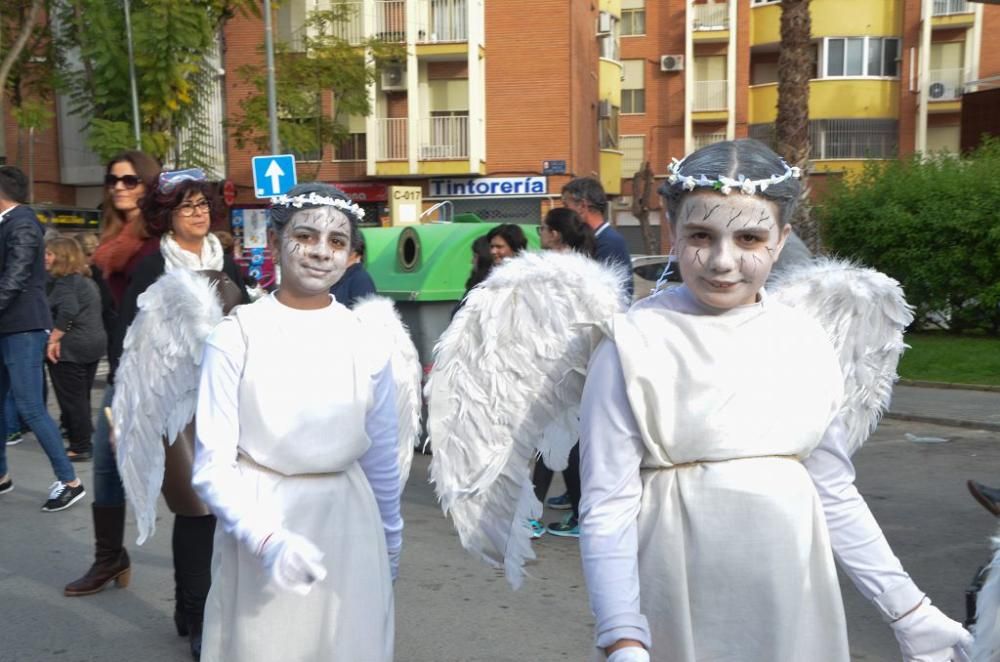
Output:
[419, 115, 468, 159]
[933, 0, 972, 16]
[928, 68, 966, 106]
[377, 118, 408, 160]
[418, 0, 468, 43]
[328, 1, 364, 46]
[693, 131, 728, 151]
[692, 3, 729, 31]
[376, 0, 406, 42]
[693, 80, 727, 111]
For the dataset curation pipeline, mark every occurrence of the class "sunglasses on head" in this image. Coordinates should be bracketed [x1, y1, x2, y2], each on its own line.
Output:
[158, 168, 207, 195]
[105, 174, 142, 190]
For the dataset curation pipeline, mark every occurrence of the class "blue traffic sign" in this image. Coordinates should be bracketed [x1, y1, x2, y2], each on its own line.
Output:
[252, 154, 297, 198]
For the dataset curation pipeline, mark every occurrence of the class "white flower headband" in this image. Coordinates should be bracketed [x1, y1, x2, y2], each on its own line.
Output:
[271, 192, 366, 221]
[666, 157, 801, 196]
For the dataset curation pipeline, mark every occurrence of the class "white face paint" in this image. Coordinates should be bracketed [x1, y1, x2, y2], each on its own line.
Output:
[671, 191, 790, 309]
[278, 207, 351, 297]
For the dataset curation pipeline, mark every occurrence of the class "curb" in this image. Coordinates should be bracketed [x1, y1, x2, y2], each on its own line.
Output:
[885, 411, 1000, 433]
[898, 379, 1000, 393]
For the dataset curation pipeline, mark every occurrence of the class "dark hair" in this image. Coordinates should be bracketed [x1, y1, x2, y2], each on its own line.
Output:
[465, 234, 494, 290]
[543, 207, 596, 257]
[100, 151, 161, 240]
[562, 177, 608, 214]
[269, 182, 361, 249]
[141, 179, 217, 238]
[486, 223, 528, 254]
[0, 165, 29, 204]
[351, 231, 366, 259]
[658, 139, 801, 227]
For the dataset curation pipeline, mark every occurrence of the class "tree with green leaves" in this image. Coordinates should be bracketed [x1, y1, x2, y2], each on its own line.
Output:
[54, 0, 255, 166]
[228, 4, 403, 174]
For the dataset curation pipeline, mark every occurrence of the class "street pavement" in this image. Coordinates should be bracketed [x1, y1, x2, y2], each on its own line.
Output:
[1, 386, 999, 662]
[890, 384, 1000, 431]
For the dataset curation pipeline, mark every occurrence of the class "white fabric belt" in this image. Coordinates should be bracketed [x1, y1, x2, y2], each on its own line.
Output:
[237, 451, 344, 478]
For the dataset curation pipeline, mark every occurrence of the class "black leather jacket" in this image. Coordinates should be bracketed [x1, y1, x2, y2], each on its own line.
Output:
[0, 205, 54, 335]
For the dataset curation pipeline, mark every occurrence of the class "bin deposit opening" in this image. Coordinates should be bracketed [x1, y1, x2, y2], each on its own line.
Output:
[398, 227, 421, 272]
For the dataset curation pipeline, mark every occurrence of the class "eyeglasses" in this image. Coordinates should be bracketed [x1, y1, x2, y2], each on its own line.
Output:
[105, 174, 142, 190]
[158, 168, 207, 194]
[536, 225, 550, 235]
[175, 200, 211, 217]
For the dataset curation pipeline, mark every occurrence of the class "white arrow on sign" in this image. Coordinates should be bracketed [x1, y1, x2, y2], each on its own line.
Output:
[264, 160, 285, 194]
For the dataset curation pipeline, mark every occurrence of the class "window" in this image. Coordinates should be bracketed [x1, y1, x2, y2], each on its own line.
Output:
[281, 92, 323, 162]
[599, 105, 620, 149]
[621, 60, 645, 114]
[749, 120, 899, 159]
[621, 0, 645, 36]
[751, 0, 781, 4]
[332, 111, 366, 162]
[620, 135, 645, 177]
[824, 37, 899, 78]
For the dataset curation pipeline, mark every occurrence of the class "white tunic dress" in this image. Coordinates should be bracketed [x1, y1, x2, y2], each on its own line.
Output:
[193, 294, 400, 662]
[580, 287, 850, 661]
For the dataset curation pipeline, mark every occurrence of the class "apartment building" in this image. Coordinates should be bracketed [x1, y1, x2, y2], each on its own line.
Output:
[614, 0, 999, 230]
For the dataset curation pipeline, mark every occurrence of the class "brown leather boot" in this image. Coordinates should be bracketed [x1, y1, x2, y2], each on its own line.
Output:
[64, 503, 132, 596]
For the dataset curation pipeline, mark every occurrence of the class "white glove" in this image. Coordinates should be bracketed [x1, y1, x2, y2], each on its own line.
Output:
[259, 530, 328, 596]
[890, 598, 973, 662]
[607, 647, 650, 662]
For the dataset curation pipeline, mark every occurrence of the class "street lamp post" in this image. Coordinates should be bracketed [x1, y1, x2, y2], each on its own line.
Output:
[123, 0, 142, 149]
[262, 0, 280, 154]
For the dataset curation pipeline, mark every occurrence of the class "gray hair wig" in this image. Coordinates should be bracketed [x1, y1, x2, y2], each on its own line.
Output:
[269, 182, 361, 244]
[659, 139, 801, 227]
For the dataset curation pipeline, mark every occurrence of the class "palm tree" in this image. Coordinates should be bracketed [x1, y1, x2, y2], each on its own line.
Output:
[775, 0, 819, 252]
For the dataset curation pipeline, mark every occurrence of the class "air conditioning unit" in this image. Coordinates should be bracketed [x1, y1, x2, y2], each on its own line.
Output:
[598, 99, 613, 119]
[928, 81, 960, 100]
[597, 11, 613, 35]
[660, 54, 684, 72]
[381, 64, 406, 91]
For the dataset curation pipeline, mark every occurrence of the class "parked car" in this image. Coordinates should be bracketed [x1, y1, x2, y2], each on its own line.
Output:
[631, 254, 682, 301]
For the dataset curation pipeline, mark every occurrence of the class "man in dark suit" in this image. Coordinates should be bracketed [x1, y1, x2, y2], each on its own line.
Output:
[561, 177, 634, 300]
[330, 232, 377, 309]
[0, 166, 85, 511]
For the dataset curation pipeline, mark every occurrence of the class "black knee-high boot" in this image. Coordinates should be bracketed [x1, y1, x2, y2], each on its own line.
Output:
[172, 514, 216, 661]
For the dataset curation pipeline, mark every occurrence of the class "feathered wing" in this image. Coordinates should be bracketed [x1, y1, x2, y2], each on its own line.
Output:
[353, 295, 423, 489]
[769, 257, 914, 455]
[113, 269, 224, 545]
[974, 527, 1000, 662]
[426, 251, 629, 588]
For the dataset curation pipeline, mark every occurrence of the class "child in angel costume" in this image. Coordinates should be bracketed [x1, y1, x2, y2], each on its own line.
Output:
[190, 183, 420, 662]
[427, 140, 973, 661]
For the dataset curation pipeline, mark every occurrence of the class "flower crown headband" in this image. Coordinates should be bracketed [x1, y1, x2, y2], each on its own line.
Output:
[666, 157, 801, 196]
[270, 191, 365, 221]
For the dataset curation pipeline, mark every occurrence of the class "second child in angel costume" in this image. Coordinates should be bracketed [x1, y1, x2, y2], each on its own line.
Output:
[192, 183, 415, 662]
[579, 140, 970, 662]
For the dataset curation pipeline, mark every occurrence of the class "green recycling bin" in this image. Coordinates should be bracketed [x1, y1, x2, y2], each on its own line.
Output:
[361, 220, 540, 367]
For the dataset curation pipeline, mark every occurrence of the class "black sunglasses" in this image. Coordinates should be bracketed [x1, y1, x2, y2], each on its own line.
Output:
[105, 174, 142, 190]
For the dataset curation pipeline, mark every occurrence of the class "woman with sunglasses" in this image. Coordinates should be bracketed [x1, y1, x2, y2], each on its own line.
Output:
[116, 168, 246, 660]
[65, 152, 160, 602]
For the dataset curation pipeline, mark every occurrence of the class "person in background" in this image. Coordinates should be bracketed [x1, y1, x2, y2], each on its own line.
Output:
[486, 223, 528, 266]
[0, 165, 85, 511]
[561, 177, 633, 300]
[451, 235, 494, 320]
[212, 230, 234, 255]
[330, 232, 376, 308]
[77, 231, 115, 358]
[44, 236, 106, 462]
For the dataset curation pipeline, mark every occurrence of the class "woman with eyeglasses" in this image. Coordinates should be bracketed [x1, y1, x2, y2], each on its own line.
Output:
[115, 169, 247, 660]
[65, 152, 160, 602]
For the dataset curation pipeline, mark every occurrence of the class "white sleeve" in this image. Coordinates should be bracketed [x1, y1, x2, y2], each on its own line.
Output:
[193, 318, 281, 555]
[579, 338, 652, 651]
[804, 416, 925, 621]
[359, 357, 404, 580]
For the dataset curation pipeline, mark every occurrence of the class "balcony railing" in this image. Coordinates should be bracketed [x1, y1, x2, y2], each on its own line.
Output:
[377, 118, 408, 160]
[693, 131, 728, 151]
[928, 67, 966, 100]
[420, 115, 468, 159]
[693, 80, 727, 111]
[329, 1, 365, 46]
[376, 0, 406, 42]
[932, 0, 972, 15]
[419, 0, 468, 43]
[692, 3, 729, 31]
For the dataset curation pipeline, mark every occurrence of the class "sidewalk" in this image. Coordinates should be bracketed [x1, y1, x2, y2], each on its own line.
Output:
[888, 383, 1000, 431]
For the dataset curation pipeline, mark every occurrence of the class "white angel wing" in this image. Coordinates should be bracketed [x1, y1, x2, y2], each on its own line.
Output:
[974, 528, 1000, 661]
[353, 295, 423, 489]
[113, 269, 224, 545]
[770, 257, 914, 455]
[427, 251, 629, 588]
